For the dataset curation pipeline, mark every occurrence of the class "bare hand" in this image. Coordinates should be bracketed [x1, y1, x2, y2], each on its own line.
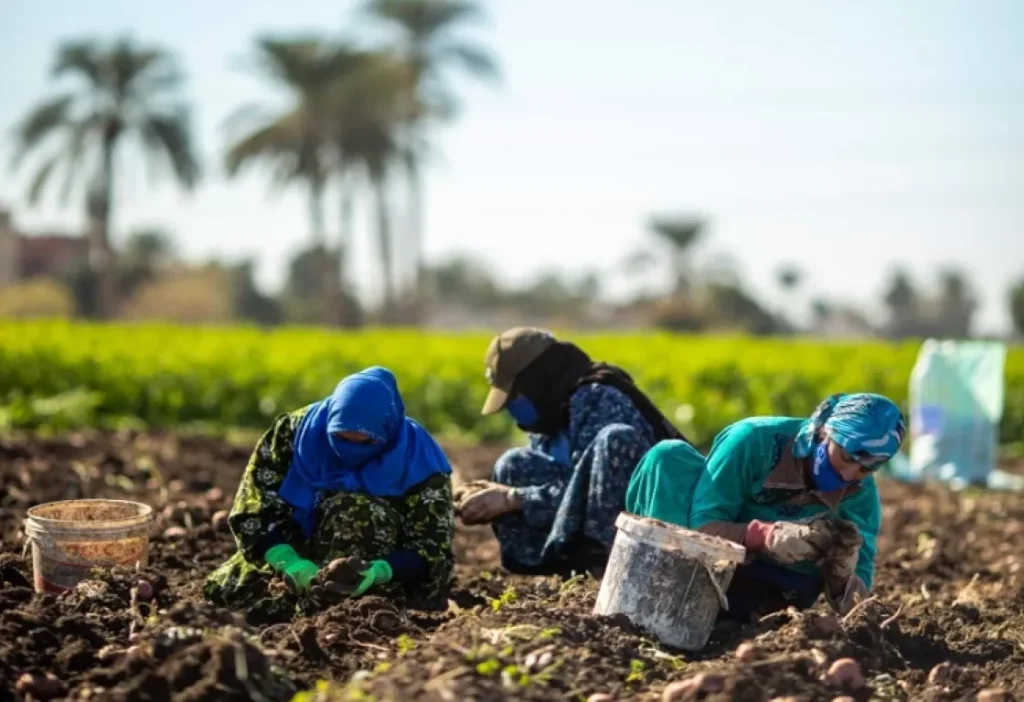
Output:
[458, 485, 521, 525]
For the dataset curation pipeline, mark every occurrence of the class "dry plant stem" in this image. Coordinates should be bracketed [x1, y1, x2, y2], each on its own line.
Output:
[880, 604, 904, 630]
[842, 596, 878, 624]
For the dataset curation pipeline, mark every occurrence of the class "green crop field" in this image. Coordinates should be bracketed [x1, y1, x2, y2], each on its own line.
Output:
[1, 320, 1021, 447]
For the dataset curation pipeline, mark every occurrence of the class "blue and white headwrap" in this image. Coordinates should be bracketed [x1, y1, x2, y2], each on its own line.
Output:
[793, 392, 907, 466]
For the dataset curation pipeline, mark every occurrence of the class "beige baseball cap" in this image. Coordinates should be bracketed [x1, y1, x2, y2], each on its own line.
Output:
[480, 327, 556, 415]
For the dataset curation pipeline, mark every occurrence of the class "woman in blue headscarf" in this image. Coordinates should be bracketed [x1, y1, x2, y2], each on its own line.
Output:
[205, 367, 455, 617]
[625, 392, 906, 620]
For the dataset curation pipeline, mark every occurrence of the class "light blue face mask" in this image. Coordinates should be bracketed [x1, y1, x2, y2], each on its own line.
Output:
[506, 395, 540, 430]
[811, 441, 852, 492]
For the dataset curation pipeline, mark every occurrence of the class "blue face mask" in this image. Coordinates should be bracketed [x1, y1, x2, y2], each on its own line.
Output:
[328, 434, 384, 466]
[506, 396, 540, 430]
[811, 441, 852, 492]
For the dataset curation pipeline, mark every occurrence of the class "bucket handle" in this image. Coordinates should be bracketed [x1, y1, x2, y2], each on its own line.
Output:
[700, 560, 731, 611]
[22, 533, 34, 560]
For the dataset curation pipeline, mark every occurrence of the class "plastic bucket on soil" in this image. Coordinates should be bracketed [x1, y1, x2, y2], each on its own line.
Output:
[24, 499, 154, 594]
[593, 513, 747, 651]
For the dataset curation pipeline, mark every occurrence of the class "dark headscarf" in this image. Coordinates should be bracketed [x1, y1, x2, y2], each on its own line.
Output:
[510, 340, 690, 443]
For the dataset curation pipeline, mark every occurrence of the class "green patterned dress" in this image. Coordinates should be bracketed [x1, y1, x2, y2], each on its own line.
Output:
[204, 407, 455, 617]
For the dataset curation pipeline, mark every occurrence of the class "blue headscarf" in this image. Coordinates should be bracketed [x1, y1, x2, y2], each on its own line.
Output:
[793, 392, 907, 465]
[278, 366, 452, 536]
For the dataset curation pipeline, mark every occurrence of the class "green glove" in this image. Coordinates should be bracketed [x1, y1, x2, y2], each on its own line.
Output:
[265, 544, 319, 592]
[351, 560, 393, 597]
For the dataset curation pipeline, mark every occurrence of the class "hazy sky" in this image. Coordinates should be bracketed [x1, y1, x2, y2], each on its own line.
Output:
[1, 0, 1022, 331]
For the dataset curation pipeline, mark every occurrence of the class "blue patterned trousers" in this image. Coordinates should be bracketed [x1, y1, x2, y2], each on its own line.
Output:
[490, 424, 652, 575]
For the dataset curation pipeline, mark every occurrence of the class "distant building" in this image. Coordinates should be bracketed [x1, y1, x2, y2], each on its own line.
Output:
[0, 206, 89, 287]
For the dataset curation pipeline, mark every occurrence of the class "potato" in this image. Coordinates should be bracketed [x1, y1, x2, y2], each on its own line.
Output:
[735, 642, 758, 662]
[928, 662, 953, 684]
[824, 658, 864, 690]
[662, 673, 725, 701]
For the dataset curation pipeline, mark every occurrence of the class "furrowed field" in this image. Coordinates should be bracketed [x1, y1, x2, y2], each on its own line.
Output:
[3, 320, 1023, 448]
[1, 321, 1023, 701]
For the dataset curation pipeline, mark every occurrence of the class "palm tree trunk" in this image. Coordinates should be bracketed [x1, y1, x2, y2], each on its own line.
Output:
[89, 129, 118, 319]
[308, 177, 337, 326]
[336, 169, 355, 327]
[406, 157, 423, 322]
[373, 171, 394, 323]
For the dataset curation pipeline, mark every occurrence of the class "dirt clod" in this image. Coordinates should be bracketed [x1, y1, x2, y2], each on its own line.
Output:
[16, 672, 64, 700]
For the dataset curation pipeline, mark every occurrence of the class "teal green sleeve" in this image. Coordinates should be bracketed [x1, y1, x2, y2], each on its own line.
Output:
[689, 421, 768, 529]
[625, 440, 706, 526]
[836, 475, 882, 589]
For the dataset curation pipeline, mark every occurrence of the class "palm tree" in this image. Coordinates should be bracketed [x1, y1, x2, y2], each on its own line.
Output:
[224, 37, 364, 325]
[775, 264, 803, 331]
[776, 265, 802, 292]
[1010, 277, 1024, 337]
[360, 0, 500, 310]
[883, 267, 919, 335]
[937, 267, 977, 338]
[646, 215, 706, 297]
[10, 37, 200, 318]
[328, 53, 418, 321]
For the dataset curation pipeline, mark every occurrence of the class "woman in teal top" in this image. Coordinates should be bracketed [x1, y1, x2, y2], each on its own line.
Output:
[625, 392, 906, 620]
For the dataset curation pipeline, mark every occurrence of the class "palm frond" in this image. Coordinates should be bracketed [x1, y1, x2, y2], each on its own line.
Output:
[57, 119, 98, 205]
[251, 36, 348, 95]
[363, 0, 483, 40]
[141, 109, 201, 189]
[25, 151, 65, 205]
[52, 41, 105, 84]
[647, 216, 705, 252]
[436, 43, 500, 81]
[128, 56, 185, 102]
[223, 112, 304, 177]
[10, 94, 75, 167]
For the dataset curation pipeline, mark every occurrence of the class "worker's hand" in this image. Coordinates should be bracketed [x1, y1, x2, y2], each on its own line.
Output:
[283, 559, 320, 592]
[744, 520, 831, 564]
[823, 523, 862, 582]
[264, 544, 320, 593]
[351, 560, 394, 598]
[825, 574, 869, 616]
[817, 517, 862, 599]
[458, 484, 521, 525]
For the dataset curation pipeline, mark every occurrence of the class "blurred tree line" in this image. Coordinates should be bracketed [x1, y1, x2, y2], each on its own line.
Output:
[8, 0, 497, 326]
[4, 0, 1022, 339]
[4, 212, 1022, 341]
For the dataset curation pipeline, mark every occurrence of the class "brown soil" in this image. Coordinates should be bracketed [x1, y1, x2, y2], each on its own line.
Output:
[1, 431, 1022, 701]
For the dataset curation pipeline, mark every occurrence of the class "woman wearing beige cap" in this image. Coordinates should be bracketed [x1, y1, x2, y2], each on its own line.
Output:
[457, 327, 688, 576]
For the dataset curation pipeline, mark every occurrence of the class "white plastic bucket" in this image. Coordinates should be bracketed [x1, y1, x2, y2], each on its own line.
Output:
[593, 513, 746, 651]
[24, 499, 154, 594]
